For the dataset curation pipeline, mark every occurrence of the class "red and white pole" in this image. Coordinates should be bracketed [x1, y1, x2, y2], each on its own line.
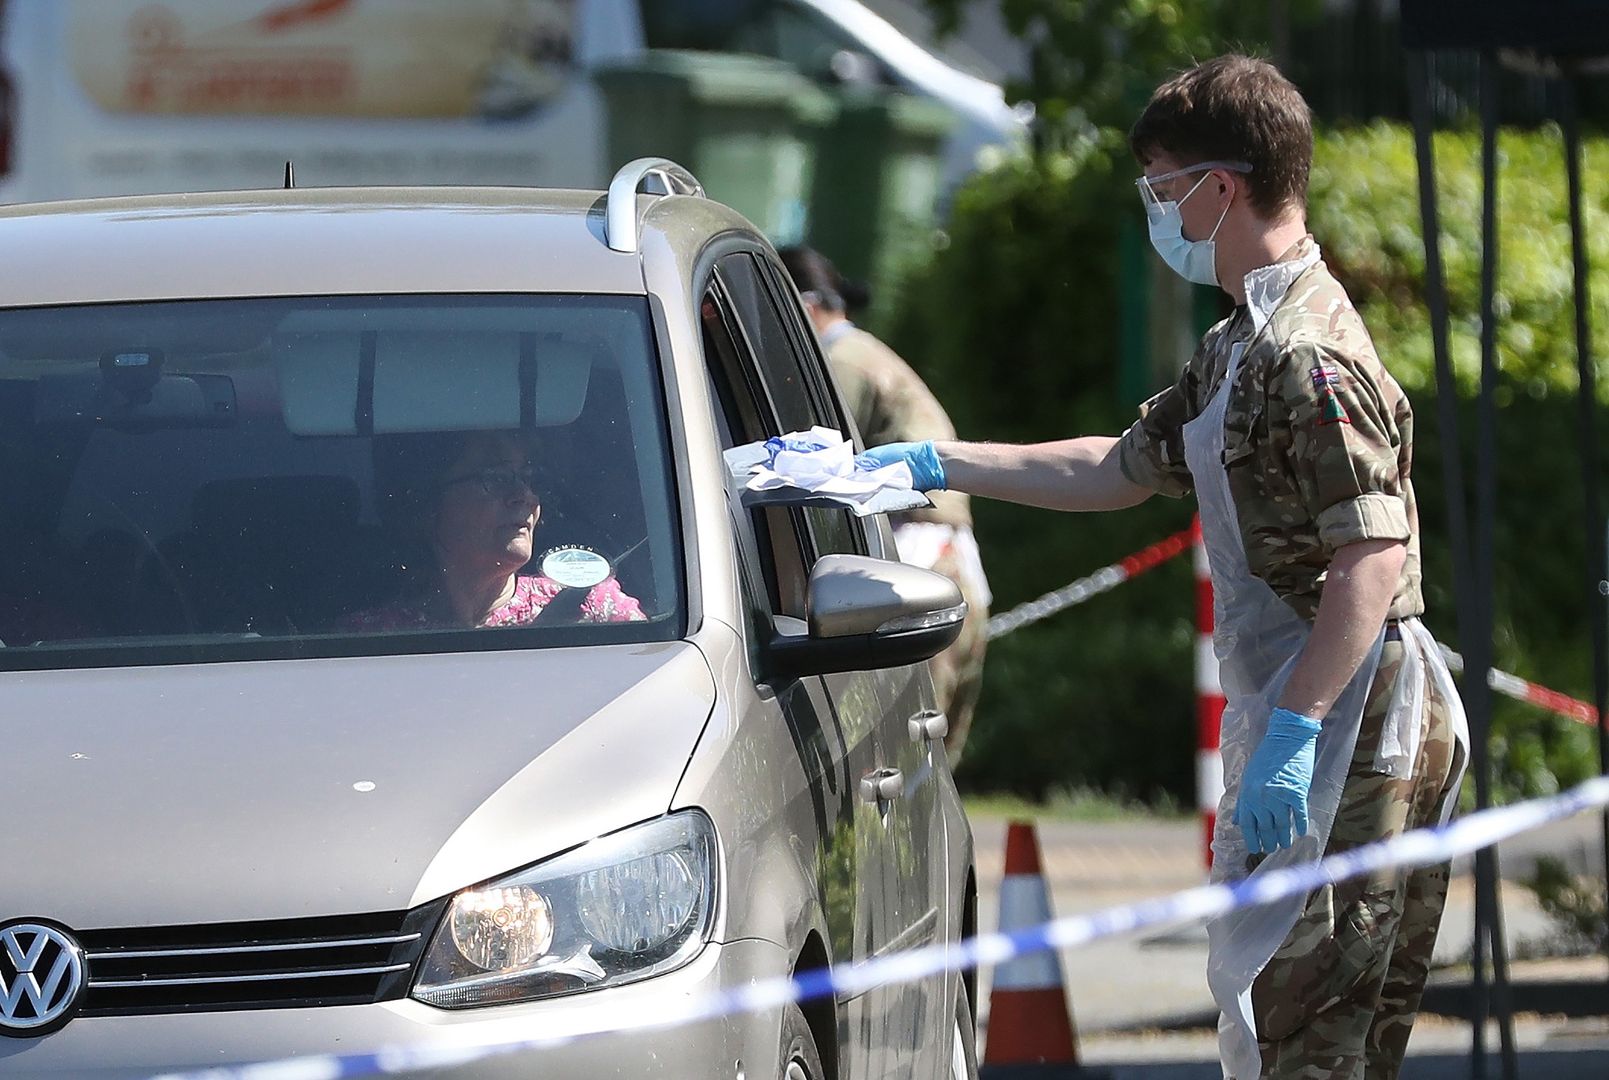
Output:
[1193, 516, 1224, 871]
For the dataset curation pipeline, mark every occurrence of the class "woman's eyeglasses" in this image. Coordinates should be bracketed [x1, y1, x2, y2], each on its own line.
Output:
[440, 465, 539, 500]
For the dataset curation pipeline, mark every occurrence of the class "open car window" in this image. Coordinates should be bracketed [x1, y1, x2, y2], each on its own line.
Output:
[0, 294, 684, 669]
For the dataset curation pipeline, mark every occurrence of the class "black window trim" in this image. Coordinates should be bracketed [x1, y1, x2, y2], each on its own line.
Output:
[699, 277, 799, 617]
[0, 620, 686, 673]
[752, 252, 847, 430]
[711, 252, 869, 559]
[750, 251, 883, 559]
[706, 265, 867, 564]
[710, 256, 792, 438]
[645, 291, 703, 638]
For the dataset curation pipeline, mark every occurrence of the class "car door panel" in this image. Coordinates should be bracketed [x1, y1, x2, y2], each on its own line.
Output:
[675, 615, 884, 1078]
[874, 662, 948, 1076]
[782, 669, 893, 1080]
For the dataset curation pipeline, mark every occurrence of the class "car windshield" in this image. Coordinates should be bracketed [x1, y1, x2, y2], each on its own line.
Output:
[0, 294, 683, 669]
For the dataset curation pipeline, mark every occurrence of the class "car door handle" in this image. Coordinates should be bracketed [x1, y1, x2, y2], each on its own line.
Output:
[859, 768, 905, 803]
[908, 710, 949, 742]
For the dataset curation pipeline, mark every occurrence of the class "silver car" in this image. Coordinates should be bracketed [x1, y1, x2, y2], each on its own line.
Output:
[0, 160, 978, 1079]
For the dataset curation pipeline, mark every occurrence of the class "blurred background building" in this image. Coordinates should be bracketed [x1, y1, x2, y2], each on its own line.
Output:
[0, 0, 1034, 319]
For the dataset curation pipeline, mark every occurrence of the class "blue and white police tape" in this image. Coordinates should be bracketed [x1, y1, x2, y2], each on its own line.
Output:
[151, 773, 1609, 1080]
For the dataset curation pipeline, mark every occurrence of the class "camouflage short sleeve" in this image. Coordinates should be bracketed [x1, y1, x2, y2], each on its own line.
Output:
[1268, 339, 1412, 550]
[1117, 326, 1229, 499]
[1117, 381, 1193, 498]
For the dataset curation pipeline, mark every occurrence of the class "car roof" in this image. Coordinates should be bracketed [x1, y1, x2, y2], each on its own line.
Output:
[0, 187, 738, 308]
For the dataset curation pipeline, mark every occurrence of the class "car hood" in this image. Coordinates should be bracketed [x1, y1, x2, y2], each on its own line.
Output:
[1, 643, 715, 929]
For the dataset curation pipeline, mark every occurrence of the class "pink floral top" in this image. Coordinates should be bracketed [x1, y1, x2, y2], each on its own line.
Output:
[344, 575, 645, 632]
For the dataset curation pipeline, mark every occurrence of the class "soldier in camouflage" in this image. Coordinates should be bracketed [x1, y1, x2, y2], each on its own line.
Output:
[863, 55, 1468, 1079]
[1118, 233, 1427, 627]
[780, 246, 991, 762]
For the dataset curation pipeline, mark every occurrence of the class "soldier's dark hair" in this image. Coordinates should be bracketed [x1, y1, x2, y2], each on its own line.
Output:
[778, 245, 871, 312]
[1128, 54, 1312, 218]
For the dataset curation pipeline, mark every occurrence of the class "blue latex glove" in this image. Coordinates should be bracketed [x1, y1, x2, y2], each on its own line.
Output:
[1234, 707, 1322, 854]
[859, 440, 947, 492]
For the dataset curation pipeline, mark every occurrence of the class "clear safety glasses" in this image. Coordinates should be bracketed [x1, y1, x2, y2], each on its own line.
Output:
[1135, 160, 1253, 217]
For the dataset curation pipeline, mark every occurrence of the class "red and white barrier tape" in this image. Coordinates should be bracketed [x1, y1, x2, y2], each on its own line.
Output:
[983, 527, 1602, 731]
[983, 527, 1195, 641]
[1439, 646, 1600, 725]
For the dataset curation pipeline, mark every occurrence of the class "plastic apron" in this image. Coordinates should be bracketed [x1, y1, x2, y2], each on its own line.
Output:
[1187, 339, 1384, 1080]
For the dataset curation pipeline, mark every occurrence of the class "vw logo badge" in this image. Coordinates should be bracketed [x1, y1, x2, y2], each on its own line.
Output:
[0, 922, 86, 1036]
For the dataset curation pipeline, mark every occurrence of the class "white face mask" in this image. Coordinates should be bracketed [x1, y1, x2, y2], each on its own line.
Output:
[1137, 162, 1247, 287]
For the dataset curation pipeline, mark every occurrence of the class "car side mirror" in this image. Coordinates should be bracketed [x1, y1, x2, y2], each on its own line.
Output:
[765, 554, 966, 679]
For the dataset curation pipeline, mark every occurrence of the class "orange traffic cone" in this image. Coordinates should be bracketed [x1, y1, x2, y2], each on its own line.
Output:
[982, 821, 1106, 1078]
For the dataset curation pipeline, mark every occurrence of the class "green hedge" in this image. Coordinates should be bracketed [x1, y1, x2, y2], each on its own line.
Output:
[1311, 124, 1609, 799]
[883, 123, 1609, 804]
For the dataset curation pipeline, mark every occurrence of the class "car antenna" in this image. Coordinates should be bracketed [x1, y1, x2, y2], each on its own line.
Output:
[283, 161, 295, 189]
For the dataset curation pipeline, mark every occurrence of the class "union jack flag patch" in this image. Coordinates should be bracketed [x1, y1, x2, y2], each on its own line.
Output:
[1311, 363, 1350, 425]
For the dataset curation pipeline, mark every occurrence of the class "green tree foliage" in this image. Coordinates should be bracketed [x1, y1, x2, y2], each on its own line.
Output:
[920, 1, 1302, 132]
[1311, 123, 1609, 800]
[885, 123, 1608, 804]
[1311, 124, 1609, 403]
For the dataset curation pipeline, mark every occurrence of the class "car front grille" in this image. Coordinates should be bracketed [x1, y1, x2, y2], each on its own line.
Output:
[75, 902, 445, 1015]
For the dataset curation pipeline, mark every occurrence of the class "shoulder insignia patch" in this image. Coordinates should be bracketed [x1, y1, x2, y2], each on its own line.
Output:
[1310, 362, 1351, 425]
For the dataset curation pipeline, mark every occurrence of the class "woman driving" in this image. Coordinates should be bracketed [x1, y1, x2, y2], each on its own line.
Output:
[347, 430, 643, 630]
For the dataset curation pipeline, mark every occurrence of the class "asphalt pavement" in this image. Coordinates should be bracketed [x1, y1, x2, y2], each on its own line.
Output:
[966, 807, 1609, 1076]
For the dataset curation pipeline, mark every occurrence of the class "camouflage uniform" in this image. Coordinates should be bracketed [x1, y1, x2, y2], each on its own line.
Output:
[1117, 237, 1464, 1078]
[825, 323, 989, 762]
[1117, 236, 1422, 624]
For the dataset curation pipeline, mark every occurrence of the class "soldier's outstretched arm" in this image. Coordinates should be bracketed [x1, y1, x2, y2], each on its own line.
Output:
[862, 436, 1151, 512]
[937, 437, 1151, 511]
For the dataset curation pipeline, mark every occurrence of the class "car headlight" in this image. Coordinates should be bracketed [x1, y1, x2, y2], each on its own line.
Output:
[412, 811, 718, 1008]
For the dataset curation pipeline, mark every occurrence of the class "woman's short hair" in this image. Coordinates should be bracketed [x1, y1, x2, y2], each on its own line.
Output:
[1128, 54, 1313, 217]
[372, 430, 473, 535]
